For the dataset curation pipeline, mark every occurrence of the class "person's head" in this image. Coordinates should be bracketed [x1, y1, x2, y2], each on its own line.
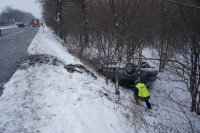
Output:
[140, 76, 146, 84]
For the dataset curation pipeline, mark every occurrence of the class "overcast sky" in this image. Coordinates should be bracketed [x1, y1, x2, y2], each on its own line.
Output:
[0, 0, 42, 18]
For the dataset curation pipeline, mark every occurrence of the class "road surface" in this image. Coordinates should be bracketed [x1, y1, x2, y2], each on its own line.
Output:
[0, 26, 39, 95]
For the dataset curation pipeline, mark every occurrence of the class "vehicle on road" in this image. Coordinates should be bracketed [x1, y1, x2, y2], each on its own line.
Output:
[17, 23, 25, 28]
[97, 60, 158, 88]
[0, 28, 1, 36]
[31, 18, 40, 27]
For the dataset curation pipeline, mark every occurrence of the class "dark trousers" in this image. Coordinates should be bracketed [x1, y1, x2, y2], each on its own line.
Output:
[144, 99, 152, 109]
[139, 96, 152, 109]
[134, 94, 152, 109]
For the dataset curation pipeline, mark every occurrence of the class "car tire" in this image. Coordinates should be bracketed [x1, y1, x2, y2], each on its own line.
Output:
[124, 63, 135, 76]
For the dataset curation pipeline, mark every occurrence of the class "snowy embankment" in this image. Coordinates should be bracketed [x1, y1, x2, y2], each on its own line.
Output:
[0, 28, 136, 133]
[0, 27, 199, 133]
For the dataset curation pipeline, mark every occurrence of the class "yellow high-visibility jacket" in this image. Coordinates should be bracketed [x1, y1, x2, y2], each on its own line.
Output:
[136, 83, 150, 97]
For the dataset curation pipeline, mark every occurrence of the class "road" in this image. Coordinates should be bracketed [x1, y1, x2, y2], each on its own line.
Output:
[0, 26, 39, 95]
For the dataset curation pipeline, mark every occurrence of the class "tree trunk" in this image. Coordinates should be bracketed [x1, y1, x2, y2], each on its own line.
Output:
[81, 0, 88, 47]
[115, 66, 120, 95]
[190, 36, 199, 114]
[55, 0, 63, 38]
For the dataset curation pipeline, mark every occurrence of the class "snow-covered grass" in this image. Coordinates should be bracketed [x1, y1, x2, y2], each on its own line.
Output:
[0, 27, 199, 133]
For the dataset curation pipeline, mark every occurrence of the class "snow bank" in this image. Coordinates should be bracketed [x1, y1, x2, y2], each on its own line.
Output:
[28, 28, 80, 65]
[0, 28, 136, 133]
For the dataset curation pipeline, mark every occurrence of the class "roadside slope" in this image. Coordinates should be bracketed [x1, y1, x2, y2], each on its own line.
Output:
[0, 28, 135, 133]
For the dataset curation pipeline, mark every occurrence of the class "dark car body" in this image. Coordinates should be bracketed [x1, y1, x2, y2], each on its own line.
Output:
[17, 23, 25, 28]
[97, 61, 158, 88]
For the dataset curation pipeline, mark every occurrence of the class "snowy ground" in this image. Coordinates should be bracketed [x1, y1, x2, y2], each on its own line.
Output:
[0, 28, 199, 133]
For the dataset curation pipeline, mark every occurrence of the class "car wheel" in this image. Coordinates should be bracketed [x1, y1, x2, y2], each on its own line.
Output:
[124, 63, 135, 75]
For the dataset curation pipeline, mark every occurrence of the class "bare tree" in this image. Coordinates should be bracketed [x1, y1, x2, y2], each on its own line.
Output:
[168, 0, 200, 115]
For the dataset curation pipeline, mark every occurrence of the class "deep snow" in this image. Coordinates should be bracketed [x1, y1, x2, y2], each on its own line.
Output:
[0, 28, 135, 133]
[0, 27, 199, 133]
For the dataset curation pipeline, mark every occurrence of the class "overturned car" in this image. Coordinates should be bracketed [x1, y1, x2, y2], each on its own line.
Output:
[97, 61, 158, 88]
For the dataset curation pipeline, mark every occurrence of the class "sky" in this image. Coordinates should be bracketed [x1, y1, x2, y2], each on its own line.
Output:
[0, 0, 42, 18]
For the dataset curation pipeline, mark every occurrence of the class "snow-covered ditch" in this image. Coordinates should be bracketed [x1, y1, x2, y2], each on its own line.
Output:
[0, 28, 199, 133]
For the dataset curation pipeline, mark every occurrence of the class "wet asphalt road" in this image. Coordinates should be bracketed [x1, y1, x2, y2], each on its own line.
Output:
[0, 26, 39, 95]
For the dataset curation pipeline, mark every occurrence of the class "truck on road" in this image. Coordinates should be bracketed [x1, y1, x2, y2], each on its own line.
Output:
[31, 19, 40, 27]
